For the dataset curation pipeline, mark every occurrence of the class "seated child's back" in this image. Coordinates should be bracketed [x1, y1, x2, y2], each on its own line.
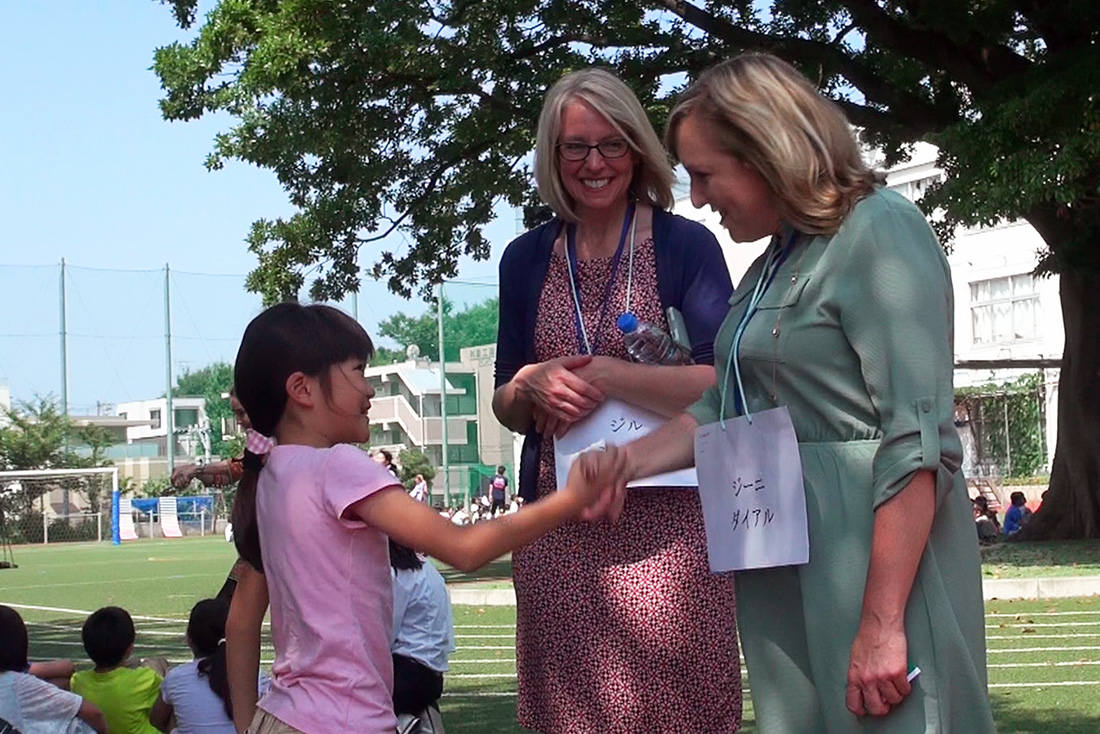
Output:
[70, 606, 162, 734]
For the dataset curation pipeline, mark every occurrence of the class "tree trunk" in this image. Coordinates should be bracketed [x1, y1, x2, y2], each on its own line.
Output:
[1018, 270, 1100, 539]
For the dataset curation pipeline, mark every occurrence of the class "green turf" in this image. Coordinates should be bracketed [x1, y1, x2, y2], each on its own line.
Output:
[4, 537, 1100, 733]
[980, 540, 1100, 579]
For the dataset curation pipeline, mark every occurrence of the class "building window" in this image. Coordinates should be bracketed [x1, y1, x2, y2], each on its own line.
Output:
[150, 409, 161, 429]
[970, 274, 1040, 346]
[887, 174, 940, 203]
[175, 408, 199, 429]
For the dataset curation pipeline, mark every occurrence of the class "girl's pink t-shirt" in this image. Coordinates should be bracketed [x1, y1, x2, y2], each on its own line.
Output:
[256, 443, 401, 734]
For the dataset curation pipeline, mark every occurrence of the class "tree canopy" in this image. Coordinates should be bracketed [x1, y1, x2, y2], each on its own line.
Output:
[155, 1, 1100, 537]
[155, 0, 1099, 300]
[375, 296, 498, 363]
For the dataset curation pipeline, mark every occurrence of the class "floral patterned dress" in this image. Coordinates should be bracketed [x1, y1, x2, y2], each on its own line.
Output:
[512, 231, 742, 733]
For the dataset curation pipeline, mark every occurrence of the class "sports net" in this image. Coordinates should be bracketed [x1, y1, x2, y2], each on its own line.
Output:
[0, 467, 118, 545]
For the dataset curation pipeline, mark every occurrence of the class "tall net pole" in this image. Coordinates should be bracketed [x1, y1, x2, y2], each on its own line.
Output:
[438, 282, 450, 507]
[59, 258, 69, 455]
[165, 264, 175, 475]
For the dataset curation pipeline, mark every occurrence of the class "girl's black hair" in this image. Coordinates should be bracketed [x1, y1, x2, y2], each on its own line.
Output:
[189, 598, 232, 720]
[0, 605, 29, 672]
[231, 302, 374, 572]
[389, 537, 423, 572]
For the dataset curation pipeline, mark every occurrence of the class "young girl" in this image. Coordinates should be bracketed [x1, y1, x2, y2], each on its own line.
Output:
[226, 303, 625, 734]
[150, 599, 235, 734]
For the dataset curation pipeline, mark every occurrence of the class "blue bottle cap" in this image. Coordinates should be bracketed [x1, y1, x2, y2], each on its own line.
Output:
[616, 312, 639, 333]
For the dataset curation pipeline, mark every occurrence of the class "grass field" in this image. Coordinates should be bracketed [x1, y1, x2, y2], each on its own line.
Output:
[3, 537, 1100, 732]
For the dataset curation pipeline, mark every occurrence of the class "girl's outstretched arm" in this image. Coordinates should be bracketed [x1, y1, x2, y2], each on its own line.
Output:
[226, 562, 268, 734]
[349, 449, 627, 572]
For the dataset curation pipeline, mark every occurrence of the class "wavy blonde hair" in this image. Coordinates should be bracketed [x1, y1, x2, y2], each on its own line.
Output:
[667, 54, 882, 235]
[535, 68, 675, 222]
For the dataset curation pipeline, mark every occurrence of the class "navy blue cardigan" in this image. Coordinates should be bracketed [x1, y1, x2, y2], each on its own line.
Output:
[494, 208, 734, 502]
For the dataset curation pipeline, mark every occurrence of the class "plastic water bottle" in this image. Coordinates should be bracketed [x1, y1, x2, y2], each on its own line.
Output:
[616, 313, 693, 365]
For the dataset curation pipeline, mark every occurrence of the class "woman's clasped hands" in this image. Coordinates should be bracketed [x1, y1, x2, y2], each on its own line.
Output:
[516, 354, 606, 438]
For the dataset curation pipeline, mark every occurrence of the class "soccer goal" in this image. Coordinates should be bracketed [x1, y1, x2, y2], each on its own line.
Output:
[0, 467, 119, 552]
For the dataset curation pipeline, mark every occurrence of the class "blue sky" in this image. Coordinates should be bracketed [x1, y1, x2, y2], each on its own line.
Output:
[0, 1, 515, 413]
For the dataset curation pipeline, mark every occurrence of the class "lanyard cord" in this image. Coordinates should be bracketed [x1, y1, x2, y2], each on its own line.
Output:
[565, 202, 637, 355]
[720, 228, 798, 429]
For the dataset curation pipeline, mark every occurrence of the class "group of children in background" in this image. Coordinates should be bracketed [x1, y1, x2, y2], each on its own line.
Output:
[1, 600, 235, 734]
[1, 533, 456, 734]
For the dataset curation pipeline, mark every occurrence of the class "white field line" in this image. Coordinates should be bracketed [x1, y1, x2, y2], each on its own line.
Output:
[1, 573, 218, 591]
[987, 611, 1100, 618]
[26, 621, 183, 638]
[989, 681, 1100, 688]
[454, 625, 515, 630]
[989, 646, 1100, 654]
[988, 661, 1100, 668]
[1, 602, 183, 624]
[455, 635, 516, 640]
[987, 622, 1100, 629]
[987, 633, 1100, 641]
[28, 640, 188, 651]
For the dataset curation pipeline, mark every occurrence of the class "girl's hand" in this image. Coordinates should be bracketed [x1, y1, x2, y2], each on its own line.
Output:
[845, 619, 911, 717]
[566, 447, 628, 523]
[517, 356, 604, 434]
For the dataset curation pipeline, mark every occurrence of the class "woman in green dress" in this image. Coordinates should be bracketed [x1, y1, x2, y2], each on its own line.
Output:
[609, 54, 997, 732]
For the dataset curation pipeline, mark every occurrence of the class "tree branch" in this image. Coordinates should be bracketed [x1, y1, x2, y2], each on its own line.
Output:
[653, 0, 957, 133]
[844, 0, 1030, 94]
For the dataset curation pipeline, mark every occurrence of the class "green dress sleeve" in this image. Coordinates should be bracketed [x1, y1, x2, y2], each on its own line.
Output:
[833, 191, 964, 508]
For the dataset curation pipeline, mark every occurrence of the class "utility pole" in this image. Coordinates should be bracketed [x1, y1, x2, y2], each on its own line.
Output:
[437, 283, 450, 507]
[165, 265, 175, 475]
[59, 258, 69, 454]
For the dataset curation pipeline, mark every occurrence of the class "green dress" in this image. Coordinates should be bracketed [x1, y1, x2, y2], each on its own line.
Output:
[689, 188, 996, 733]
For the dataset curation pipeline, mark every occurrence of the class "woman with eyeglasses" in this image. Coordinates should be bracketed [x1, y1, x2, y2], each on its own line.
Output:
[492, 68, 741, 733]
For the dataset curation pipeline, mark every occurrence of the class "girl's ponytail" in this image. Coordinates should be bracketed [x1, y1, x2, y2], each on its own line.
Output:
[188, 599, 232, 720]
[231, 450, 265, 573]
[197, 641, 233, 721]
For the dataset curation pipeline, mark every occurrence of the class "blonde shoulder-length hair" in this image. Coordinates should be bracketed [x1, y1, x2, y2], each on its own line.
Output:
[535, 68, 675, 223]
[667, 54, 883, 235]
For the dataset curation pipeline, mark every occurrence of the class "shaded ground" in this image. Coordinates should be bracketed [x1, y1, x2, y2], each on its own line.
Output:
[980, 540, 1100, 579]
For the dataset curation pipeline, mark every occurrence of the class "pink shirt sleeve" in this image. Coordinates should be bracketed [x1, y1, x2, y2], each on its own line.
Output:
[321, 444, 402, 527]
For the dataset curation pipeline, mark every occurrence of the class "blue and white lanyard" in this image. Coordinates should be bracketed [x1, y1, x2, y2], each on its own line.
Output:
[719, 228, 799, 429]
[564, 202, 637, 355]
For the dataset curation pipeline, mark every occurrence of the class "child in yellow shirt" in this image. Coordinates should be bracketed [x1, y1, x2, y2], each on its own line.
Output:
[70, 606, 166, 734]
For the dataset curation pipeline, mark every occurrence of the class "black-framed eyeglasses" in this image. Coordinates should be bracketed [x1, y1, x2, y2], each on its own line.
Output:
[556, 139, 630, 162]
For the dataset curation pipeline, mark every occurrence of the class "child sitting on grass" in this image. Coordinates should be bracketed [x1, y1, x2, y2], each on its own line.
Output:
[0, 604, 107, 733]
[150, 598, 235, 734]
[70, 606, 166, 734]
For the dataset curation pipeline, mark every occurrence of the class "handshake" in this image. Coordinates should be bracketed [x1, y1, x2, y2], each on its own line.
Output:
[564, 445, 633, 523]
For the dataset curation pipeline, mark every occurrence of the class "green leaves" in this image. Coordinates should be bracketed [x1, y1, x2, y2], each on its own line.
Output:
[154, 0, 1100, 299]
[376, 295, 498, 362]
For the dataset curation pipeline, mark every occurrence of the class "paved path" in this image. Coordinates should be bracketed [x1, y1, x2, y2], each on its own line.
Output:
[447, 576, 1100, 606]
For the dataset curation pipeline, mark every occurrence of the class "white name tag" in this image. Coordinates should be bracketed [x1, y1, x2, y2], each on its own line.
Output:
[554, 398, 699, 490]
[694, 407, 809, 572]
